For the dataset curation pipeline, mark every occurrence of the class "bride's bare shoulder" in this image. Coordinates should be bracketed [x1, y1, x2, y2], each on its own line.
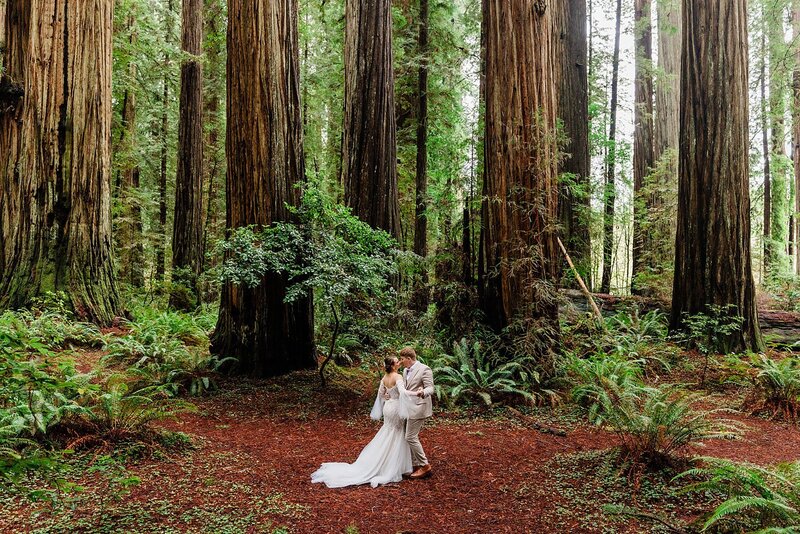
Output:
[382, 373, 402, 388]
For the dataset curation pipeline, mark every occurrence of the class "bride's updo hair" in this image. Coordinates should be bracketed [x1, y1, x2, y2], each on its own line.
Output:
[384, 356, 398, 374]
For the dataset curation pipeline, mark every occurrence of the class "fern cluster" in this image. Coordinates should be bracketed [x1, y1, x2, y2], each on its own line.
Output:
[431, 338, 544, 408]
[677, 457, 800, 532]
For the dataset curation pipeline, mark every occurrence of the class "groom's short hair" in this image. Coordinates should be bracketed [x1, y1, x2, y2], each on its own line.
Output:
[399, 346, 417, 359]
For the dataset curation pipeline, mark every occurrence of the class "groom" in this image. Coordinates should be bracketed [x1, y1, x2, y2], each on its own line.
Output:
[399, 346, 434, 480]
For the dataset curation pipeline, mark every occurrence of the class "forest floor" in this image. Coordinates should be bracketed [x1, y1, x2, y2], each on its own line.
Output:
[3, 349, 800, 534]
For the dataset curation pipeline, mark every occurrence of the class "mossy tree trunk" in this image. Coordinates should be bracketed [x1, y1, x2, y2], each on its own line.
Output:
[553, 0, 591, 285]
[632, 0, 654, 290]
[0, 0, 120, 324]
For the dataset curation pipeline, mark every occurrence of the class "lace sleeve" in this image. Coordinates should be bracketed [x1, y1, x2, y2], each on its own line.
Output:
[370, 381, 386, 420]
[396, 379, 411, 420]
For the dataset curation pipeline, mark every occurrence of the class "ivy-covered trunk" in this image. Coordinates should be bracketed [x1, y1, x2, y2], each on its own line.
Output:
[670, 0, 763, 352]
[211, 0, 316, 377]
[342, 0, 400, 239]
[479, 0, 560, 368]
[0, 0, 120, 324]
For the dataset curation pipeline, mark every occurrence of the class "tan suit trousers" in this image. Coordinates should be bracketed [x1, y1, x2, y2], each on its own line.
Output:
[406, 417, 428, 466]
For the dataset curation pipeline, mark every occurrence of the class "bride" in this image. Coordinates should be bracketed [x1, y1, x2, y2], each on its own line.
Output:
[311, 356, 413, 488]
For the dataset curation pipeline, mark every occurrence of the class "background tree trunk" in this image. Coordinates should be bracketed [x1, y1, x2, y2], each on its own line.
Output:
[479, 0, 560, 367]
[156, 0, 174, 282]
[117, 13, 145, 288]
[671, 0, 763, 352]
[553, 0, 591, 284]
[794, 0, 800, 275]
[342, 0, 400, 239]
[654, 0, 680, 165]
[601, 0, 623, 294]
[0, 0, 120, 324]
[211, 0, 315, 377]
[761, 28, 772, 278]
[632, 0, 654, 290]
[171, 0, 204, 309]
[767, 0, 790, 277]
[414, 0, 429, 261]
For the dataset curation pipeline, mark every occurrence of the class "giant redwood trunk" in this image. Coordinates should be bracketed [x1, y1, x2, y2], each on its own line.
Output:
[553, 0, 591, 283]
[632, 0, 654, 289]
[342, 0, 400, 239]
[211, 0, 315, 377]
[171, 0, 204, 308]
[0, 0, 120, 324]
[671, 0, 763, 352]
[479, 0, 560, 364]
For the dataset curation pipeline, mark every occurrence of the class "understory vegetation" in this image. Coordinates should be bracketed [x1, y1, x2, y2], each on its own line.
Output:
[2, 285, 800, 532]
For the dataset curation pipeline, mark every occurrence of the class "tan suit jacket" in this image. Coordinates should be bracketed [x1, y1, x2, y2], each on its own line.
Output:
[404, 362, 434, 420]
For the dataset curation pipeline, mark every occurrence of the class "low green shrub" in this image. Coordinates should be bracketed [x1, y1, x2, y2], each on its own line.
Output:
[746, 355, 800, 421]
[677, 457, 800, 532]
[65, 375, 191, 451]
[564, 352, 650, 424]
[432, 338, 537, 407]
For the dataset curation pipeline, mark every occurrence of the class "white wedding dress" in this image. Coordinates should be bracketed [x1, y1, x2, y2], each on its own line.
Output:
[311, 378, 413, 488]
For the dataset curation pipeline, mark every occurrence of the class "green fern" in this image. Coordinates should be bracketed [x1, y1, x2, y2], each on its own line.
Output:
[432, 338, 535, 407]
[676, 458, 800, 532]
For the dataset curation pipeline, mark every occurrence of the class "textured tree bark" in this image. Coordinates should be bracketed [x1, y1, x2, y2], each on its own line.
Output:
[794, 1, 800, 274]
[479, 0, 560, 365]
[0, 0, 120, 324]
[632, 0, 654, 290]
[342, 0, 400, 239]
[654, 0, 680, 163]
[671, 0, 763, 352]
[211, 0, 316, 377]
[201, 0, 225, 274]
[553, 0, 591, 284]
[171, 0, 204, 309]
[601, 0, 623, 294]
[156, 0, 174, 282]
[117, 14, 145, 288]
[649, 0, 681, 276]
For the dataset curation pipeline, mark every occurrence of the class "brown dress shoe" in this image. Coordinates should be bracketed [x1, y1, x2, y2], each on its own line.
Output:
[409, 464, 432, 479]
[404, 465, 422, 479]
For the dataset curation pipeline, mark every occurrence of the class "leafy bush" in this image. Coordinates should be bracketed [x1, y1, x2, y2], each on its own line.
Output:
[218, 184, 399, 385]
[678, 305, 745, 356]
[432, 339, 536, 407]
[746, 355, 800, 421]
[677, 458, 800, 532]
